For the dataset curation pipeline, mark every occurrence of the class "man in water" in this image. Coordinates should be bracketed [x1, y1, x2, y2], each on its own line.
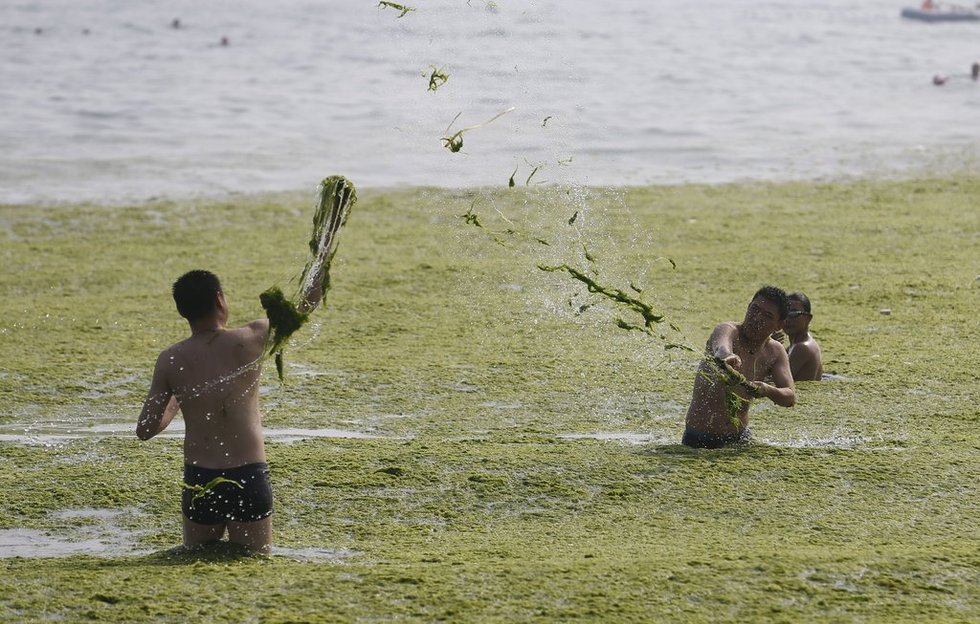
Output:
[782, 292, 823, 381]
[682, 286, 797, 449]
[137, 270, 274, 553]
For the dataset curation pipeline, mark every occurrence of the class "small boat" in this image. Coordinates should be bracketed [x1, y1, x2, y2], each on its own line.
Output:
[901, 5, 980, 21]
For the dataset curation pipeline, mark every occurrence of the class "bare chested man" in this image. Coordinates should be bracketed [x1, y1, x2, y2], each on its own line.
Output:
[137, 270, 282, 552]
[783, 292, 823, 382]
[682, 286, 797, 449]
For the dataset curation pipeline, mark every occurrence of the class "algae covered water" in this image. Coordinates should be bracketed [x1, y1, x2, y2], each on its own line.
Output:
[1, 178, 979, 621]
[2, 0, 980, 204]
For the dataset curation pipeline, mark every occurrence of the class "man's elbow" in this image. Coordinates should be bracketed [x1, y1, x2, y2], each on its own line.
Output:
[136, 419, 158, 441]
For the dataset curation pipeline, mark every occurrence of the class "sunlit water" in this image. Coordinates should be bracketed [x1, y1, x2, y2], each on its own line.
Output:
[0, 507, 354, 560]
[2, 0, 979, 204]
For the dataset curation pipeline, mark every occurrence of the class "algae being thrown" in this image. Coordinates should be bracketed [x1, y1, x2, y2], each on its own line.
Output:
[426, 65, 449, 92]
[377, 1, 415, 18]
[441, 107, 515, 154]
[260, 176, 357, 381]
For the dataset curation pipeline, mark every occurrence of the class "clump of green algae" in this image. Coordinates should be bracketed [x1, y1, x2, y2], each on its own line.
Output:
[260, 175, 357, 380]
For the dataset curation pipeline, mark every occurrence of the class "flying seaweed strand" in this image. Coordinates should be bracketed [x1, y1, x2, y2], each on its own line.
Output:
[426, 65, 449, 92]
[458, 203, 765, 427]
[442, 107, 515, 153]
[377, 1, 415, 18]
[458, 202, 550, 248]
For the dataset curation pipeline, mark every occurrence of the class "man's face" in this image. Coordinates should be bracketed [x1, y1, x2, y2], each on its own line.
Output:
[742, 296, 783, 341]
[783, 300, 810, 335]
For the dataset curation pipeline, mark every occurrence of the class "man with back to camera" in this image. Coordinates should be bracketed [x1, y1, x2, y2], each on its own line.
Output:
[137, 269, 326, 553]
[782, 291, 823, 382]
[137, 270, 274, 552]
[682, 286, 797, 449]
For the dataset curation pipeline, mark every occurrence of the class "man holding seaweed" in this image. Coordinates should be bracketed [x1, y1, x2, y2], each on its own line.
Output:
[135, 176, 355, 554]
[682, 286, 796, 449]
[137, 270, 278, 553]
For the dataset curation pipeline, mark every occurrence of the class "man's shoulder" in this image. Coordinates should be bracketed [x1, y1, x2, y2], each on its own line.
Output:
[794, 338, 821, 357]
[237, 318, 270, 337]
[765, 337, 790, 361]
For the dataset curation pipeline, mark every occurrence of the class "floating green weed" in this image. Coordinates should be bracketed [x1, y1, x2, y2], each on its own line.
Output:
[377, 1, 415, 18]
[458, 202, 550, 248]
[426, 65, 449, 92]
[538, 259, 689, 351]
[441, 107, 515, 154]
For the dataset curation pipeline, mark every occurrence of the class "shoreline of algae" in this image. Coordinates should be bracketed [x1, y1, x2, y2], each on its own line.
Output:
[1, 177, 979, 622]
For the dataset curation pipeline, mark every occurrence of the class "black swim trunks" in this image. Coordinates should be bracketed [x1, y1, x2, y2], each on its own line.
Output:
[182, 462, 273, 525]
[682, 428, 752, 449]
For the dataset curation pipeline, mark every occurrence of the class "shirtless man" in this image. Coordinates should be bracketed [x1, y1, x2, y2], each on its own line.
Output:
[682, 286, 796, 449]
[137, 270, 277, 552]
[783, 292, 823, 382]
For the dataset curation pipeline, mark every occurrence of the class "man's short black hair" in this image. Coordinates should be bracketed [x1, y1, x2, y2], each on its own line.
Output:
[787, 291, 812, 315]
[172, 270, 222, 321]
[753, 285, 789, 320]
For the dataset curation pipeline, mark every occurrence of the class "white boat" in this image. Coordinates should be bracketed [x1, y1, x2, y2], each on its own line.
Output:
[901, 5, 980, 21]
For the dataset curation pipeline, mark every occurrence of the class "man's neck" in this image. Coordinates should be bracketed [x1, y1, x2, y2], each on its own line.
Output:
[788, 329, 810, 345]
[189, 318, 224, 336]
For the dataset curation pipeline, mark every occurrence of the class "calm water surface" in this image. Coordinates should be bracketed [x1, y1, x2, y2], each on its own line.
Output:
[2, 0, 978, 203]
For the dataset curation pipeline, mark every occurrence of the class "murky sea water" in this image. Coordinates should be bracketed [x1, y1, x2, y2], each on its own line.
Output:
[2, 0, 978, 204]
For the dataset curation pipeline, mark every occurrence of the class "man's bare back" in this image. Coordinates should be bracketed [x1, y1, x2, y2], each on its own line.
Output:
[148, 320, 269, 468]
[138, 272, 274, 552]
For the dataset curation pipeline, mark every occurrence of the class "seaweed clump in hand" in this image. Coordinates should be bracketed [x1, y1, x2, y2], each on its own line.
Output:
[260, 287, 309, 381]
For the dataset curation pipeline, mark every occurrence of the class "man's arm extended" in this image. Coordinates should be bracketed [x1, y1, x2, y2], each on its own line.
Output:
[137, 352, 179, 440]
[706, 322, 741, 368]
[750, 346, 796, 407]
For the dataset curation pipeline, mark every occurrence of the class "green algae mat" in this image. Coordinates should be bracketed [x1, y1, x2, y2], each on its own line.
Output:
[1, 178, 978, 622]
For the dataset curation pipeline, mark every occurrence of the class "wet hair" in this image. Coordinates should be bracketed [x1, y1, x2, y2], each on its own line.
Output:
[787, 292, 812, 315]
[172, 270, 222, 321]
[752, 285, 789, 320]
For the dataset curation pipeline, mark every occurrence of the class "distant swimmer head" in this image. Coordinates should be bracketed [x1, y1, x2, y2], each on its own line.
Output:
[972, 62, 979, 81]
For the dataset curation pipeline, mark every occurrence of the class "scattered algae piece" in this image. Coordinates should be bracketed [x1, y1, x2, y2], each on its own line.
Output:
[426, 65, 449, 92]
[183, 476, 244, 509]
[377, 1, 415, 18]
[441, 107, 515, 154]
[261, 175, 357, 381]
[538, 261, 690, 351]
[458, 203, 550, 248]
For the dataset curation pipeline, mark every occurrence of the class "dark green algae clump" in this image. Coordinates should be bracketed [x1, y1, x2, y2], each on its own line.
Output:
[261, 175, 356, 381]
